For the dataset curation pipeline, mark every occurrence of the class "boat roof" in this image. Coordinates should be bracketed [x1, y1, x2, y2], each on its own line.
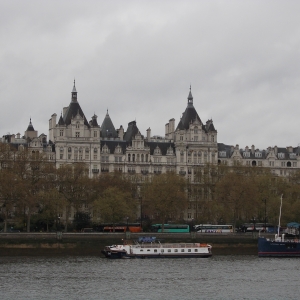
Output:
[287, 222, 300, 228]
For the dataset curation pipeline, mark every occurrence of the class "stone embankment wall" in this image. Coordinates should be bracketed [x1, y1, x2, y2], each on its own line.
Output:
[0, 232, 266, 256]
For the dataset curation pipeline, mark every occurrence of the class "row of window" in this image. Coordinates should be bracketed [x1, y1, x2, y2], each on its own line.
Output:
[139, 248, 199, 253]
[128, 154, 149, 162]
[59, 129, 98, 138]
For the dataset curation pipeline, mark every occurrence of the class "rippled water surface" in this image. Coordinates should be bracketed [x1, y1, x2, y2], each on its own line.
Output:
[1, 255, 299, 300]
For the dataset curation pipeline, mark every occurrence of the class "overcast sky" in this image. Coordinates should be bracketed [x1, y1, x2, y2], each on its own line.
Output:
[1, 0, 300, 150]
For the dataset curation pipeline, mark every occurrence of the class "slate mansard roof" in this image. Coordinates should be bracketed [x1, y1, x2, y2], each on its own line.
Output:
[63, 81, 90, 127]
[176, 87, 216, 134]
[218, 143, 300, 160]
[101, 110, 117, 138]
[100, 139, 175, 156]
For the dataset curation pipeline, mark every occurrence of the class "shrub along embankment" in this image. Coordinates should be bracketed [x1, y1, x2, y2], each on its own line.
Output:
[0, 232, 265, 256]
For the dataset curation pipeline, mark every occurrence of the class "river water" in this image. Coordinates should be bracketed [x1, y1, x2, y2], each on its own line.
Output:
[0, 255, 299, 300]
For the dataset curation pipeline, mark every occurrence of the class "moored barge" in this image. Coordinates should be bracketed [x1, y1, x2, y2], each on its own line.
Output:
[101, 238, 212, 259]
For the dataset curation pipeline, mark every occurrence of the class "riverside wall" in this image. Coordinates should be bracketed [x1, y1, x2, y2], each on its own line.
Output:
[0, 232, 267, 256]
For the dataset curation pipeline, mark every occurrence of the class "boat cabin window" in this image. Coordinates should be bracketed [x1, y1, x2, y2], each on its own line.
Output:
[161, 249, 164, 253]
[168, 249, 171, 252]
[181, 249, 185, 252]
[194, 249, 198, 252]
[188, 249, 191, 252]
[154, 249, 157, 252]
[140, 249, 143, 252]
[174, 249, 178, 252]
[147, 249, 150, 252]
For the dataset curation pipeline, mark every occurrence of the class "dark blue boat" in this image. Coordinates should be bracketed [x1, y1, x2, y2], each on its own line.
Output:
[258, 236, 300, 257]
[258, 195, 300, 257]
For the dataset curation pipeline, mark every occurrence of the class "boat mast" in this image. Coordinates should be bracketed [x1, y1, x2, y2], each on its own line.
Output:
[278, 194, 283, 236]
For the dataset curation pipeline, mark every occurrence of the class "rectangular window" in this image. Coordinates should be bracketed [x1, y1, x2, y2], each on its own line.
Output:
[94, 131, 97, 137]
[76, 132, 80, 138]
[94, 155, 97, 160]
[60, 154, 63, 159]
[60, 130, 63, 136]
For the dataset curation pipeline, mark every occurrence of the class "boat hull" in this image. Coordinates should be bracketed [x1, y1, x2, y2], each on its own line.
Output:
[101, 251, 212, 259]
[258, 237, 300, 257]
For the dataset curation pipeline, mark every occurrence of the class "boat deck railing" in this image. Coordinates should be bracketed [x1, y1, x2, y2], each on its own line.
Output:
[134, 243, 209, 249]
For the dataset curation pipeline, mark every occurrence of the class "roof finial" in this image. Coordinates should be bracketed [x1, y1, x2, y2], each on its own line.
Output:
[72, 79, 77, 93]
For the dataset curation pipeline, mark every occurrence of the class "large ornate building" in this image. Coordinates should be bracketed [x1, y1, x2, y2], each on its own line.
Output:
[3, 81, 300, 180]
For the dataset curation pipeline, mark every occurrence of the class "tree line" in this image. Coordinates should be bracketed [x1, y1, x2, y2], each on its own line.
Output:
[0, 143, 300, 232]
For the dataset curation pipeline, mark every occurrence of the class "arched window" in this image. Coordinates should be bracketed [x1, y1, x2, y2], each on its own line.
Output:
[132, 154, 135, 162]
[128, 154, 131, 162]
[68, 147, 72, 152]
[141, 154, 144, 162]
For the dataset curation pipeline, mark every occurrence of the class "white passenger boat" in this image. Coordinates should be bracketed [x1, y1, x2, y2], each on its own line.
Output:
[101, 237, 212, 259]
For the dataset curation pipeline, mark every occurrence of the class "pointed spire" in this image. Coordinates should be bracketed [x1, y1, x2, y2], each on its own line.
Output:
[71, 79, 77, 102]
[187, 85, 193, 105]
[72, 79, 77, 92]
[27, 118, 35, 131]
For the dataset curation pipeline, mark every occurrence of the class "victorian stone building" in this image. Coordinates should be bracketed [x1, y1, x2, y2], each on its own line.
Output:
[47, 83, 218, 182]
[4, 81, 299, 180]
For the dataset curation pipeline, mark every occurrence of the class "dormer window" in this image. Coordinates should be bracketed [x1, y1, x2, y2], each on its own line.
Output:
[278, 152, 285, 159]
[219, 151, 226, 157]
[243, 152, 250, 158]
[167, 147, 173, 155]
[76, 122, 80, 129]
[154, 147, 161, 155]
[255, 152, 262, 158]
[290, 153, 296, 159]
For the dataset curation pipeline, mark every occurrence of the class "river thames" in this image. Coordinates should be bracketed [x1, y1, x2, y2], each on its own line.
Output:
[0, 255, 299, 300]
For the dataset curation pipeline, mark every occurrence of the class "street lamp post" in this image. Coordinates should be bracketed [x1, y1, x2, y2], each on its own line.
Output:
[263, 199, 267, 232]
[58, 216, 61, 232]
[126, 217, 129, 232]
